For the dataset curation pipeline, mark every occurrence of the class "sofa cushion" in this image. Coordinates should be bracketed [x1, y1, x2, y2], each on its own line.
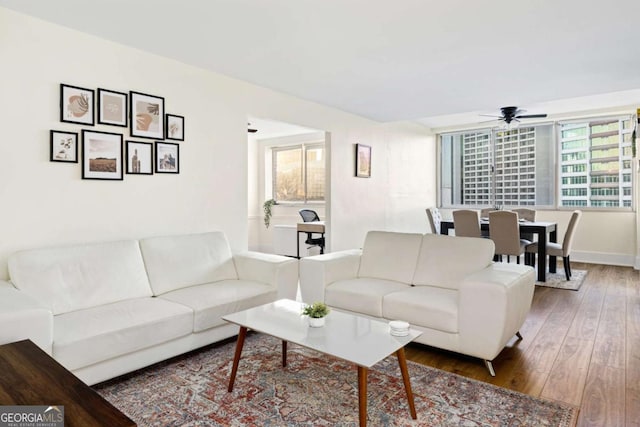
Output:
[383, 286, 459, 333]
[159, 280, 276, 332]
[412, 234, 494, 290]
[53, 297, 193, 371]
[8, 240, 152, 315]
[325, 278, 409, 318]
[140, 232, 238, 295]
[358, 231, 423, 284]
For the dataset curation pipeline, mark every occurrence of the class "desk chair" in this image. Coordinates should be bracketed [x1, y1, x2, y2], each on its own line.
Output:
[299, 209, 325, 254]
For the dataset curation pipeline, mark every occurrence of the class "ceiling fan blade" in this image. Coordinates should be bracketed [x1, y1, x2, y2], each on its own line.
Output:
[479, 114, 502, 118]
[515, 114, 547, 119]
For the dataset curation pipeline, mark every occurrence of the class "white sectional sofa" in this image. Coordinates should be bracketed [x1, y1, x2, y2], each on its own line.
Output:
[0, 231, 298, 385]
[299, 231, 535, 375]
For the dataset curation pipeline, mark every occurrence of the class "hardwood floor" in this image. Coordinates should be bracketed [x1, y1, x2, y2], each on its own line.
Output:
[404, 263, 640, 427]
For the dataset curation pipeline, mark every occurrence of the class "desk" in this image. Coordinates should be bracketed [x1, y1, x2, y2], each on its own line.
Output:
[297, 221, 325, 258]
[0, 339, 135, 426]
[440, 220, 557, 282]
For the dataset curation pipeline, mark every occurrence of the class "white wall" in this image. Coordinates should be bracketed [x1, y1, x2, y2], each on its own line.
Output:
[0, 7, 435, 279]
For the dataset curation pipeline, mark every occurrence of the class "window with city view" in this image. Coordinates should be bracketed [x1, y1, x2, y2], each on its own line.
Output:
[272, 143, 325, 202]
[439, 115, 633, 209]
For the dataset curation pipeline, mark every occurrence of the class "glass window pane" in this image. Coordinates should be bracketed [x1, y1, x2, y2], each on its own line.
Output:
[306, 146, 325, 201]
[274, 147, 303, 201]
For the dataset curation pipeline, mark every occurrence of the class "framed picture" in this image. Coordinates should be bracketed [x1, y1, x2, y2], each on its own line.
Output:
[126, 141, 153, 175]
[355, 143, 371, 178]
[82, 130, 123, 180]
[97, 88, 127, 127]
[166, 114, 184, 141]
[60, 84, 94, 125]
[155, 141, 179, 174]
[130, 91, 165, 139]
[50, 130, 78, 163]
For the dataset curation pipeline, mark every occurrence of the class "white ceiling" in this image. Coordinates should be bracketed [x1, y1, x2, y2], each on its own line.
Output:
[3, 0, 640, 128]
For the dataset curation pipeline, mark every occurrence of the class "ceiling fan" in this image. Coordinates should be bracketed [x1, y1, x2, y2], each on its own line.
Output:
[481, 106, 547, 125]
[247, 122, 258, 133]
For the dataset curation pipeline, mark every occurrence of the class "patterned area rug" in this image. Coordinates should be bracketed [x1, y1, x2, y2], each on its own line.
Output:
[536, 269, 587, 291]
[95, 333, 578, 426]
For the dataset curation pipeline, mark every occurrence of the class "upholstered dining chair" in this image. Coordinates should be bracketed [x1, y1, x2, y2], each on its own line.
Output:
[512, 208, 536, 241]
[525, 210, 582, 280]
[489, 210, 531, 264]
[453, 209, 482, 238]
[426, 207, 442, 234]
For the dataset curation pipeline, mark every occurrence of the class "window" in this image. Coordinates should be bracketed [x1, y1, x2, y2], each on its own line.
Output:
[440, 125, 554, 208]
[272, 143, 324, 202]
[559, 117, 633, 208]
[439, 115, 634, 210]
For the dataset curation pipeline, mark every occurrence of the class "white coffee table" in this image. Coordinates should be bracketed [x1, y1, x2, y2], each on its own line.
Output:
[222, 299, 422, 427]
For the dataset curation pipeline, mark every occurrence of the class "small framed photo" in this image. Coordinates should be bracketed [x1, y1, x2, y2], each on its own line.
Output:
[50, 130, 78, 163]
[166, 114, 184, 141]
[355, 143, 371, 178]
[130, 91, 165, 139]
[60, 84, 94, 125]
[155, 141, 179, 174]
[82, 130, 123, 180]
[126, 141, 153, 175]
[97, 88, 127, 127]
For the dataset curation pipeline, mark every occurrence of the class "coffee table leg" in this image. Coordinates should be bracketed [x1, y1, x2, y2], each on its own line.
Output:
[282, 340, 287, 367]
[358, 366, 367, 427]
[396, 348, 417, 419]
[227, 326, 247, 392]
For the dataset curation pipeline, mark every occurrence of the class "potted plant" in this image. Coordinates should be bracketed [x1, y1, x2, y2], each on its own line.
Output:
[263, 198, 277, 228]
[302, 302, 330, 327]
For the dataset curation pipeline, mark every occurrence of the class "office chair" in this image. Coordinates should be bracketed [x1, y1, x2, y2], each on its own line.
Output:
[298, 209, 325, 254]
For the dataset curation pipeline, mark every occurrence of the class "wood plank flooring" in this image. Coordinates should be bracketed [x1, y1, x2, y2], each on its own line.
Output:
[404, 263, 639, 427]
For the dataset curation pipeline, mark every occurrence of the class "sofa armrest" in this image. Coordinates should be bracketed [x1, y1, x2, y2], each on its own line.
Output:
[233, 252, 299, 300]
[299, 249, 362, 303]
[0, 281, 53, 354]
[458, 263, 535, 360]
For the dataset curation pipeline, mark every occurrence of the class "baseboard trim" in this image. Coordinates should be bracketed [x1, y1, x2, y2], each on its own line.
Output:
[572, 250, 636, 268]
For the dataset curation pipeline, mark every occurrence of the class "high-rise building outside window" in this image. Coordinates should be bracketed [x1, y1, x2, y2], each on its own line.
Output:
[559, 117, 633, 208]
[439, 115, 633, 209]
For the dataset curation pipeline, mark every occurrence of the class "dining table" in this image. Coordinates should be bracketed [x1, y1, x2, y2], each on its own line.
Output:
[439, 219, 557, 282]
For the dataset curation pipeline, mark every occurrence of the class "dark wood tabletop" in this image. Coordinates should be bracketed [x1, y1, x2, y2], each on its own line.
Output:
[440, 219, 557, 282]
[0, 340, 135, 427]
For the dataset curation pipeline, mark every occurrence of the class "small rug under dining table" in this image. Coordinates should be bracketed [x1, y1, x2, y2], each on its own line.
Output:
[95, 333, 578, 426]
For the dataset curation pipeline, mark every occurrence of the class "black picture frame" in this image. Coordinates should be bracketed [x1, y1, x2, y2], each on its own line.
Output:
[97, 88, 128, 127]
[130, 91, 165, 139]
[166, 114, 185, 141]
[60, 83, 94, 125]
[50, 130, 78, 163]
[126, 141, 153, 175]
[155, 141, 179, 174]
[355, 143, 371, 178]
[81, 130, 124, 180]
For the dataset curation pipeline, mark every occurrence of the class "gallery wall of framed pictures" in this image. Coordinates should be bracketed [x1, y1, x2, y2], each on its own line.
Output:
[52, 83, 185, 180]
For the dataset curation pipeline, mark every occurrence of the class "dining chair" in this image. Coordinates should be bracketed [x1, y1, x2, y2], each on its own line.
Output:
[512, 208, 536, 241]
[426, 207, 442, 234]
[489, 210, 531, 264]
[525, 210, 582, 280]
[453, 209, 482, 238]
[479, 207, 495, 219]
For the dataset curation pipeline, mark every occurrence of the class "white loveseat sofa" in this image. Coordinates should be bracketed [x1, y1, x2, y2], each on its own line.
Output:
[0, 231, 298, 385]
[299, 231, 535, 375]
